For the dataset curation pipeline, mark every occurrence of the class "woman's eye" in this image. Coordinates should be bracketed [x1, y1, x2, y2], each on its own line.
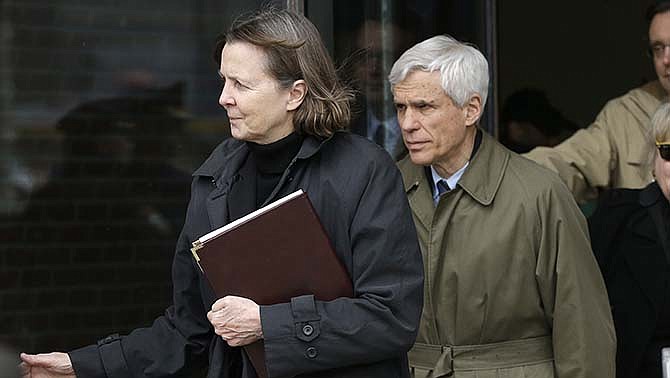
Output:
[235, 80, 250, 90]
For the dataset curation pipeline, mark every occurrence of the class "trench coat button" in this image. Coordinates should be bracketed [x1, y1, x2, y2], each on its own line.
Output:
[99, 336, 114, 345]
[302, 324, 314, 336]
[306, 346, 318, 359]
[97, 333, 120, 346]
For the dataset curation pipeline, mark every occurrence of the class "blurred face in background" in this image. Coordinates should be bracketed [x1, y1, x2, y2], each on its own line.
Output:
[354, 20, 409, 118]
[649, 11, 670, 95]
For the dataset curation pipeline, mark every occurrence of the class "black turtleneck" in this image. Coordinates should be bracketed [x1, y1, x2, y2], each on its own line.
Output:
[246, 132, 303, 207]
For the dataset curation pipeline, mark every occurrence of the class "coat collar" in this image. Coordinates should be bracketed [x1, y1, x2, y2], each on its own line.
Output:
[403, 130, 508, 203]
[621, 182, 668, 313]
[639, 180, 664, 207]
[457, 131, 509, 206]
[401, 130, 509, 229]
[401, 158, 435, 230]
[641, 80, 668, 102]
[191, 133, 329, 230]
[634, 182, 666, 242]
[192, 133, 329, 180]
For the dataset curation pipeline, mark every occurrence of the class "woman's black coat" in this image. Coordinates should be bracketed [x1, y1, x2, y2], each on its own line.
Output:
[68, 132, 424, 378]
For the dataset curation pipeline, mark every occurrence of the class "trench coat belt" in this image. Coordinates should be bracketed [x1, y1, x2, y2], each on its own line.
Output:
[408, 336, 554, 376]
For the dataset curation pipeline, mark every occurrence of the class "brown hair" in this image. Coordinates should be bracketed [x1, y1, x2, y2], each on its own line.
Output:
[214, 8, 353, 137]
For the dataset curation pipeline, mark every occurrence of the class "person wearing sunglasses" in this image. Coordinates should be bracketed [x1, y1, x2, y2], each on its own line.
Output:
[589, 101, 670, 378]
[525, 2, 670, 204]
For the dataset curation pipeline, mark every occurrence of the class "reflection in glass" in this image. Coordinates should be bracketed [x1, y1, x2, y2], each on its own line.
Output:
[0, 0, 264, 355]
[330, 0, 489, 160]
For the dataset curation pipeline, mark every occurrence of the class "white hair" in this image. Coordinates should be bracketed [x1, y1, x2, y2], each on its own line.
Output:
[388, 35, 489, 110]
[646, 101, 670, 168]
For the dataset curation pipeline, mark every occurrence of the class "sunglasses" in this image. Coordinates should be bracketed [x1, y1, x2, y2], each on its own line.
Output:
[656, 142, 670, 161]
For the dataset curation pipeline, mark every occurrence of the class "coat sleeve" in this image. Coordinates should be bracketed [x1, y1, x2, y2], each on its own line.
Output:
[533, 179, 616, 378]
[68, 180, 212, 378]
[524, 100, 621, 204]
[259, 153, 424, 377]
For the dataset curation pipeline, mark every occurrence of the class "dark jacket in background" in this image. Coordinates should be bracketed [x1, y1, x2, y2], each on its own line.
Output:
[68, 132, 424, 378]
[589, 182, 670, 378]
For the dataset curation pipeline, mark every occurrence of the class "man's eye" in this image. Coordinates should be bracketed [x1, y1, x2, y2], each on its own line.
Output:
[395, 104, 406, 111]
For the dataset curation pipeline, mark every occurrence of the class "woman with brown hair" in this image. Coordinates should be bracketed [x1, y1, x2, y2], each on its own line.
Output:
[19, 8, 423, 378]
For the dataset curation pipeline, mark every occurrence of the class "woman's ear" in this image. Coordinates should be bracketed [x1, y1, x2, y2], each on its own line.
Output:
[463, 94, 483, 127]
[287, 80, 307, 111]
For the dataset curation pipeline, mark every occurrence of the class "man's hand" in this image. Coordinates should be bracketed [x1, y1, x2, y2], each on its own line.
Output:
[19, 352, 76, 378]
[207, 296, 263, 347]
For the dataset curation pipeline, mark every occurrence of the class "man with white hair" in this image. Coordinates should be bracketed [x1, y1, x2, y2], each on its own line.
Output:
[390, 35, 616, 378]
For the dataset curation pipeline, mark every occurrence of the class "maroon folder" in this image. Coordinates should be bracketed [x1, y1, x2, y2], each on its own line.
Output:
[190, 189, 353, 377]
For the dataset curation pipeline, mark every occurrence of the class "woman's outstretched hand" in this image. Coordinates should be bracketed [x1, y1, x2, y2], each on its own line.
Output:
[19, 352, 75, 378]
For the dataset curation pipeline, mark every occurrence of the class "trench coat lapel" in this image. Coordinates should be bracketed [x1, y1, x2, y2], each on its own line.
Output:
[192, 142, 251, 231]
[622, 223, 664, 314]
[226, 154, 257, 222]
[624, 184, 668, 313]
[205, 192, 228, 231]
[400, 130, 507, 228]
[402, 164, 434, 230]
[457, 131, 508, 207]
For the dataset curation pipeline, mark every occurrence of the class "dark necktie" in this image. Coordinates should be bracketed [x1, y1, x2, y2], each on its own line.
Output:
[434, 180, 451, 207]
[437, 180, 451, 196]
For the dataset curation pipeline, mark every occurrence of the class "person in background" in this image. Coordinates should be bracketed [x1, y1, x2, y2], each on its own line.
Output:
[4, 94, 190, 360]
[390, 34, 615, 377]
[525, 2, 670, 203]
[589, 101, 670, 378]
[19, 7, 423, 378]
[348, 16, 413, 159]
[500, 88, 579, 153]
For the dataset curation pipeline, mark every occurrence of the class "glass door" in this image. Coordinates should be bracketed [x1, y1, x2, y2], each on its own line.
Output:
[306, 0, 496, 159]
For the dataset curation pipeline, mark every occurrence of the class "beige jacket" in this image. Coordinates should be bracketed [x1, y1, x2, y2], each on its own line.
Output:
[525, 81, 666, 203]
[399, 131, 616, 378]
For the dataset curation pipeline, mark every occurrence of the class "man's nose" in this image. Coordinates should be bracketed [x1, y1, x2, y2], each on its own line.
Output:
[661, 45, 670, 65]
[399, 109, 420, 132]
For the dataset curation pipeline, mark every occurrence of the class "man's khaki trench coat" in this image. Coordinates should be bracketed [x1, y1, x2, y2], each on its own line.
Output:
[525, 81, 665, 203]
[398, 131, 616, 378]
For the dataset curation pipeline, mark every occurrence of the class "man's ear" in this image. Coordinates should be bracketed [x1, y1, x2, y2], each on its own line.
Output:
[287, 80, 307, 111]
[463, 94, 483, 127]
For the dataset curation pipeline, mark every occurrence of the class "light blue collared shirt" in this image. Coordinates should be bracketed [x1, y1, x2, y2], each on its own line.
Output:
[430, 163, 468, 206]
